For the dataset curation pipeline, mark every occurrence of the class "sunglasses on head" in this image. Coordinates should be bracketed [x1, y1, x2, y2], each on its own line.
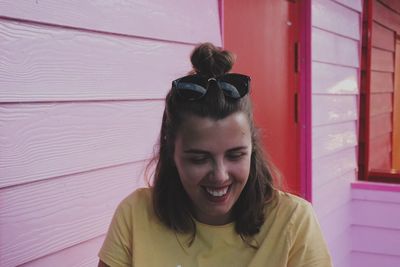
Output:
[172, 73, 251, 101]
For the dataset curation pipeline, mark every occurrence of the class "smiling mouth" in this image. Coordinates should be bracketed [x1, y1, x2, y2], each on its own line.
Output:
[202, 185, 231, 201]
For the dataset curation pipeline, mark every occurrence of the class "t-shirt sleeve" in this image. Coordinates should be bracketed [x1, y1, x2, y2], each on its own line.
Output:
[98, 199, 133, 267]
[287, 202, 333, 267]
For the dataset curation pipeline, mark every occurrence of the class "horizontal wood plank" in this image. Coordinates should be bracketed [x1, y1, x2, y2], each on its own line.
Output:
[369, 154, 391, 171]
[0, 20, 193, 102]
[351, 251, 400, 267]
[351, 185, 400, 267]
[380, 0, 400, 15]
[374, 0, 400, 33]
[371, 48, 394, 72]
[0, 162, 146, 266]
[352, 187, 400, 203]
[312, 27, 360, 67]
[313, 0, 360, 40]
[371, 71, 393, 93]
[351, 225, 400, 256]
[329, 232, 352, 267]
[312, 121, 358, 159]
[370, 112, 392, 138]
[369, 132, 392, 170]
[20, 236, 104, 267]
[372, 22, 395, 51]
[312, 147, 357, 188]
[332, 0, 363, 12]
[312, 62, 359, 94]
[312, 95, 358, 126]
[0, 101, 163, 188]
[313, 170, 355, 218]
[319, 204, 351, 244]
[370, 92, 393, 115]
[0, 0, 221, 45]
[352, 199, 400, 230]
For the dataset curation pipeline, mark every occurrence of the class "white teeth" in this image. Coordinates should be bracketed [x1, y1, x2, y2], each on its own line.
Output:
[205, 186, 229, 197]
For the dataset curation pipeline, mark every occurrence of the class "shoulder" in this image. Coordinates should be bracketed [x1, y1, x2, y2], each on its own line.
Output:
[113, 187, 153, 222]
[272, 191, 326, 245]
[263, 190, 318, 236]
[119, 187, 152, 207]
[267, 190, 313, 218]
[259, 191, 332, 266]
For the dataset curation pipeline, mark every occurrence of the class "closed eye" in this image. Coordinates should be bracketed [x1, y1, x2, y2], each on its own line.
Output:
[226, 151, 247, 161]
[188, 156, 209, 164]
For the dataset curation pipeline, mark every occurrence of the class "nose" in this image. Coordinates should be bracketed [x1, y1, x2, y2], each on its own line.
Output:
[211, 159, 229, 183]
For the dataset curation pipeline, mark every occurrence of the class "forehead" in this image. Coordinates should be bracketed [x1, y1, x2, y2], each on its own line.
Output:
[176, 112, 252, 149]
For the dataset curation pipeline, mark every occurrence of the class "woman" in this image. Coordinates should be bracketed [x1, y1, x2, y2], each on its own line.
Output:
[98, 43, 332, 267]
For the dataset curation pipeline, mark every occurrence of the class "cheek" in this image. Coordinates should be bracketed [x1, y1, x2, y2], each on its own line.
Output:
[234, 158, 252, 181]
[176, 162, 209, 185]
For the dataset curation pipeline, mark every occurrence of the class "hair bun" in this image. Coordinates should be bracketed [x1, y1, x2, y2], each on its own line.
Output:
[190, 43, 235, 77]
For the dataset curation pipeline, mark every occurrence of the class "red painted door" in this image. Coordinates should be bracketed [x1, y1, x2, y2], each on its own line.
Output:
[224, 0, 301, 195]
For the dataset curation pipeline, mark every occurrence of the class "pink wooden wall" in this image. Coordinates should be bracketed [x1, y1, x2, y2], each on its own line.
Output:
[351, 183, 400, 267]
[313, 1, 400, 267]
[0, 1, 221, 266]
[311, 0, 362, 266]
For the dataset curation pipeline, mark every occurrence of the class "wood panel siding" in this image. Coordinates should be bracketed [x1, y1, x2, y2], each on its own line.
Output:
[311, 0, 361, 266]
[0, 162, 146, 266]
[312, 95, 358, 126]
[352, 226, 400, 256]
[0, 20, 192, 102]
[19, 236, 104, 267]
[369, 113, 393, 138]
[351, 186, 400, 266]
[371, 71, 393, 92]
[394, 38, 400, 169]
[369, 132, 392, 169]
[333, 0, 363, 12]
[0, 1, 222, 265]
[312, 147, 357, 188]
[0, 0, 221, 46]
[372, 22, 395, 51]
[379, 0, 400, 14]
[312, 27, 360, 67]
[371, 48, 394, 72]
[312, 121, 358, 159]
[352, 251, 400, 267]
[0, 101, 163, 188]
[368, 0, 397, 171]
[370, 92, 393, 115]
[374, 0, 400, 32]
[312, 62, 359, 94]
[313, 170, 354, 218]
[313, 0, 360, 39]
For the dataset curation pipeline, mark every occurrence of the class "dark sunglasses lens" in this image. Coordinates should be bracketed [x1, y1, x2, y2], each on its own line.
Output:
[217, 81, 241, 98]
[176, 82, 207, 100]
[175, 76, 208, 100]
[218, 74, 250, 98]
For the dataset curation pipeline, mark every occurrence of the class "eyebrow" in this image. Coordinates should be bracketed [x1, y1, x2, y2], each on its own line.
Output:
[183, 146, 248, 154]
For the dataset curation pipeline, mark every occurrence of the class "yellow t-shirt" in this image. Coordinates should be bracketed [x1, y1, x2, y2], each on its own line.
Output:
[99, 188, 332, 267]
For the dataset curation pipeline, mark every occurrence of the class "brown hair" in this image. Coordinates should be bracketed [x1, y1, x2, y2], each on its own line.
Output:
[149, 43, 276, 245]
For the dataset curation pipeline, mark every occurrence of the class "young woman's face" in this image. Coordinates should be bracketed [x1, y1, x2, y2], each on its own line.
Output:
[173, 112, 252, 225]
